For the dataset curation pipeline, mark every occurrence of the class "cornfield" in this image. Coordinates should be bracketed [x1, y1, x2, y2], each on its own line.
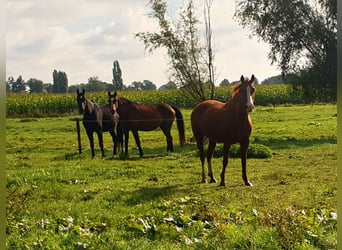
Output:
[6, 84, 332, 117]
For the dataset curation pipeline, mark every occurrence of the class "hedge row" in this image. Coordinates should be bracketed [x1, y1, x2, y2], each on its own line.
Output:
[6, 84, 333, 117]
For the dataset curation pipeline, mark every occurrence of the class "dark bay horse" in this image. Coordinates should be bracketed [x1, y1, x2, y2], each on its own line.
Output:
[191, 75, 256, 187]
[76, 89, 119, 158]
[108, 92, 186, 157]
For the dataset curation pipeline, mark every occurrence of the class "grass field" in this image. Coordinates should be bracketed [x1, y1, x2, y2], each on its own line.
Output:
[6, 104, 337, 249]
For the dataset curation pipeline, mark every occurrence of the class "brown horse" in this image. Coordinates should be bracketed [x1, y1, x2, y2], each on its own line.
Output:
[191, 75, 256, 187]
[108, 92, 186, 157]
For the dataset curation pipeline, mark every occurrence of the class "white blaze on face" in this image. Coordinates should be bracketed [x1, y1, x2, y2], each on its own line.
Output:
[246, 86, 255, 112]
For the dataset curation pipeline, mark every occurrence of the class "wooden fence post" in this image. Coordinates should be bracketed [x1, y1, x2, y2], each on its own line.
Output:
[76, 119, 82, 154]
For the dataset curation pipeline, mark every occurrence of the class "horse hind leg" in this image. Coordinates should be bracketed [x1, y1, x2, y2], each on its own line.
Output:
[240, 141, 253, 186]
[132, 130, 143, 157]
[220, 143, 231, 187]
[207, 140, 217, 183]
[161, 126, 173, 152]
[195, 135, 206, 183]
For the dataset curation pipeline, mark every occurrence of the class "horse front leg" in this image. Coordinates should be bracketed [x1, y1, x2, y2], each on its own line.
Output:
[116, 124, 123, 155]
[109, 129, 117, 157]
[97, 130, 105, 158]
[86, 130, 95, 158]
[207, 140, 217, 183]
[240, 140, 253, 186]
[220, 143, 231, 186]
[132, 130, 143, 157]
[123, 129, 129, 157]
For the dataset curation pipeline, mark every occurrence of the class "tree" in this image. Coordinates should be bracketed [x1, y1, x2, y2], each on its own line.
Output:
[52, 70, 68, 93]
[87, 76, 105, 92]
[112, 60, 124, 91]
[219, 79, 230, 86]
[9, 75, 26, 93]
[159, 81, 177, 90]
[135, 0, 213, 103]
[126, 80, 156, 91]
[27, 78, 43, 93]
[262, 75, 285, 85]
[204, 0, 215, 98]
[6, 76, 14, 92]
[142, 80, 156, 90]
[234, 0, 337, 101]
[43, 83, 53, 93]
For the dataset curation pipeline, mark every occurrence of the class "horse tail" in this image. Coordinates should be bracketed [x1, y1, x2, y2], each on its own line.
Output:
[171, 105, 186, 147]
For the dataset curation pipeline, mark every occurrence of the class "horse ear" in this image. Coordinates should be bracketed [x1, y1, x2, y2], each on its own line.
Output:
[240, 75, 244, 82]
[77, 89, 79, 94]
[251, 74, 255, 82]
[108, 91, 111, 96]
[114, 91, 117, 97]
[82, 88, 85, 94]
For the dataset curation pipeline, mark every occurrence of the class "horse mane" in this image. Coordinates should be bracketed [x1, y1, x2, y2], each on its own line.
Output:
[85, 98, 97, 113]
[231, 82, 243, 98]
[119, 97, 137, 106]
[231, 77, 253, 98]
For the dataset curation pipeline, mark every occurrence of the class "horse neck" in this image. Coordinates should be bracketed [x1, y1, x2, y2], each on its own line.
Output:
[84, 98, 95, 114]
[117, 100, 131, 117]
[226, 91, 248, 118]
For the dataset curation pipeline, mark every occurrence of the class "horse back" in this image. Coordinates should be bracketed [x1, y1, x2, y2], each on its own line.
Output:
[121, 103, 175, 131]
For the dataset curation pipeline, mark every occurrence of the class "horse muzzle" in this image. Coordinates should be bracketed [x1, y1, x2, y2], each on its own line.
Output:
[246, 102, 255, 113]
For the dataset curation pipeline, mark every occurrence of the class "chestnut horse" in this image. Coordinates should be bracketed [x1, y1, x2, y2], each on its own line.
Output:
[191, 75, 256, 186]
[76, 89, 119, 158]
[108, 92, 186, 157]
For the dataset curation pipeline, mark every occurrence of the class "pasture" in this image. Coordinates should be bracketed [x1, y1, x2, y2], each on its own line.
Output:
[6, 104, 337, 249]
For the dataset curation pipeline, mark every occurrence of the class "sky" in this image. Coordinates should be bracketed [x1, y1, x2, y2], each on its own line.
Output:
[6, 0, 280, 87]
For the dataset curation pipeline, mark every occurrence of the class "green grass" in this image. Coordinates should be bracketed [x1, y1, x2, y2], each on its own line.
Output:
[6, 104, 337, 249]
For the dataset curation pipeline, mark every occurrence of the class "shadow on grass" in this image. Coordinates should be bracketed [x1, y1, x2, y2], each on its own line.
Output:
[125, 185, 179, 205]
[253, 136, 336, 150]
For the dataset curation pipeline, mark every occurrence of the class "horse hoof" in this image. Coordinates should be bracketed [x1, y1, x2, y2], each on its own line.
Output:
[219, 182, 226, 187]
[201, 179, 207, 184]
[210, 178, 217, 183]
[245, 181, 253, 187]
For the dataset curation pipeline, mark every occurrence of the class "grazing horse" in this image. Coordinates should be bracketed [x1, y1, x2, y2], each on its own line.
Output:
[191, 75, 256, 187]
[76, 89, 119, 158]
[108, 92, 186, 157]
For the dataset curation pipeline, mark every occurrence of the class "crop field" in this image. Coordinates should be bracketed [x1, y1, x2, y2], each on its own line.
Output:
[6, 84, 335, 118]
[6, 103, 337, 249]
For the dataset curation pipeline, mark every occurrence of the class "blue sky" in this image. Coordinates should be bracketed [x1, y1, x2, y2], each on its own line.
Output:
[6, 0, 280, 87]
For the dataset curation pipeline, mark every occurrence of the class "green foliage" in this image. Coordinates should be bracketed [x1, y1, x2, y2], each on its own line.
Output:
[212, 144, 272, 159]
[27, 78, 44, 93]
[123, 196, 336, 249]
[234, 0, 337, 99]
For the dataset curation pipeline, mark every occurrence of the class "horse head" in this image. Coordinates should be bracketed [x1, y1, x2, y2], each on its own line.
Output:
[239, 75, 256, 113]
[76, 88, 86, 114]
[108, 91, 119, 114]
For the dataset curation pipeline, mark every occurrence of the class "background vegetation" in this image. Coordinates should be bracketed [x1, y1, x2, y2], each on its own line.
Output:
[6, 84, 336, 118]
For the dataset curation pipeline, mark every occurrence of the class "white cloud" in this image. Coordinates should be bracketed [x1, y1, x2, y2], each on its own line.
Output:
[6, 0, 279, 87]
